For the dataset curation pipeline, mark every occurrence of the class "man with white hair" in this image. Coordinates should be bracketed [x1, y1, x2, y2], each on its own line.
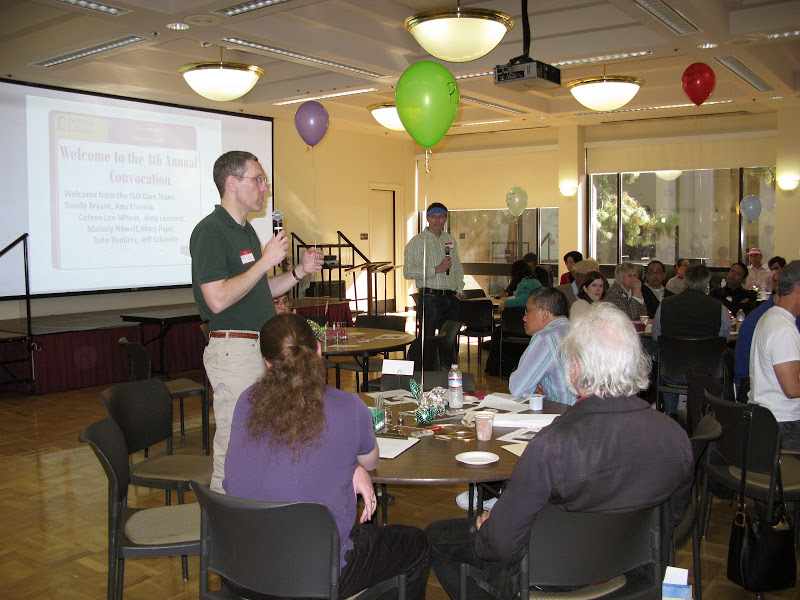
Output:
[426, 302, 693, 599]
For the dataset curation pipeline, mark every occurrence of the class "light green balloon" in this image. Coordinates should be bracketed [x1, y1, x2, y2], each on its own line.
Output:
[506, 186, 528, 218]
[395, 61, 459, 148]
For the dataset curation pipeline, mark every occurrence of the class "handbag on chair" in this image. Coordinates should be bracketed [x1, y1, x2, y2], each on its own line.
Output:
[726, 409, 796, 593]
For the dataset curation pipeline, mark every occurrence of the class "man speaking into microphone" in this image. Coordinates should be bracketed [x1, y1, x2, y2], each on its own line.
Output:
[404, 202, 464, 339]
[190, 150, 323, 491]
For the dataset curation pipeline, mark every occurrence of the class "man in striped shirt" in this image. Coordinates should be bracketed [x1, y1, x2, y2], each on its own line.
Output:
[509, 287, 576, 405]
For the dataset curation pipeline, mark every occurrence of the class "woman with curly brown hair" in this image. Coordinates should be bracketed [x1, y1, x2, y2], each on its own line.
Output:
[224, 313, 430, 599]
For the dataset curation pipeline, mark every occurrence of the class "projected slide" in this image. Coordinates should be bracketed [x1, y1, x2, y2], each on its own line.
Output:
[50, 113, 200, 269]
[0, 79, 273, 298]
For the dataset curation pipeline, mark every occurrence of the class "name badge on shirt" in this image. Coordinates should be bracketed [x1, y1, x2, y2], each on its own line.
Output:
[240, 250, 255, 264]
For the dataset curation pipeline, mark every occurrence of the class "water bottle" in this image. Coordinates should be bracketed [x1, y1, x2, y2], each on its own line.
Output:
[448, 363, 463, 409]
[736, 309, 745, 331]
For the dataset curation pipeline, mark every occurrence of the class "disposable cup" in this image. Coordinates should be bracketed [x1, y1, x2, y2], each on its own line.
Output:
[474, 411, 494, 441]
[528, 394, 544, 411]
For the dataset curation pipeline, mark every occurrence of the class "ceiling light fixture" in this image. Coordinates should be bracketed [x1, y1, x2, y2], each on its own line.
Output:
[633, 0, 700, 35]
[655, 170, 682, 181]
[452, 119, 511, 127]
[573, 98, 733, 116]
[33, 35, 146, 67]
[166, 22, 190, 31]
[212, 0, 295, 17]
[404, 2, 514, 62]
[274, 88, 378, 106]
[714, 56, 774, 92]
[461, 95, 524, 114]
[178, 47, 264, 102]
[766, 30, 800, 40]
[51, 0, 129, 16]
[222, 37, 386, 78]
[566, 75, 644, 111]
[552, 51, 652, 67]
[368, 103, 405, 131]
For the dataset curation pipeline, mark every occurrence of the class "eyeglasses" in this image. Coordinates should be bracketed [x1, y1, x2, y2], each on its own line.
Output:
[237, 175, 269, 186]
[524, 307, 544, 315]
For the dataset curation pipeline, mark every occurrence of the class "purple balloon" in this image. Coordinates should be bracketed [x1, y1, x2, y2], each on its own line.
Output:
[294, 101, 330, 147]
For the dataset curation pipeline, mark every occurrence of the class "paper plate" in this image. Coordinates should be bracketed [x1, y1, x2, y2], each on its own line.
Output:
[456, 451, 499, 465]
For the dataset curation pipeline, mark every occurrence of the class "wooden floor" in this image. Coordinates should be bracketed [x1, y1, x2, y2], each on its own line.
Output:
[1, 334, 798, 600]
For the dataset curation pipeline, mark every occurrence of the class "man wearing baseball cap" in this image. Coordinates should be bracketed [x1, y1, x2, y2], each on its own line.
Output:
[404, 202, 464, 339]
[745, 248, 772, 292]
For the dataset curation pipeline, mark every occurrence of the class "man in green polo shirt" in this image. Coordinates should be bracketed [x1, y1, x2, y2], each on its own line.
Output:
[191, 150, 322, 491]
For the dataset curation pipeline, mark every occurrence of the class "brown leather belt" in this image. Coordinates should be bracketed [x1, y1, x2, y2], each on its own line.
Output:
[210, 331, 259, 340]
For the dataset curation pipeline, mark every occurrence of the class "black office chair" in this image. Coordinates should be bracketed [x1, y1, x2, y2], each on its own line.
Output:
[655, 335, 727, 412]
[80, 419, 200, 600]
[335, 315, 408, 390]
[670, 415, 722, 600]
[459, 503, 664, 599]
[685, 365, 725, 436]
[101, 379, 212, 505]
[699, 391, 800, 542]
[460, 288, 487, 299]
[498, 306, 530, 380]
[118, 336, 208, 450]
[191, 482, 406, 600]
[459, 299, 494, 367]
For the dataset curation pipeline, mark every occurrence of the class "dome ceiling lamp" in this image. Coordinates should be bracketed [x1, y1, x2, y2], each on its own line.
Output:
[655, 170, 682, 181]
[404, 1, 514, 63]
[367, 103, 405, 131]
[178, 46, 264, 102]
[566, 64, 644, 112]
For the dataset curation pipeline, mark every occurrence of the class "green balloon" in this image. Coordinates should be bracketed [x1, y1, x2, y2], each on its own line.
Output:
[506, 187, 528, 218]
[395, 61, 459, 148]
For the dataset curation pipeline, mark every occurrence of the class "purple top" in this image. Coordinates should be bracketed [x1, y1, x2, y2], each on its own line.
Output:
[224, 385, 376, 568]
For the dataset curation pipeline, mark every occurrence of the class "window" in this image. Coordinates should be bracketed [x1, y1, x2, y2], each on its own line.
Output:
[436, 208, 559, 295]
[589, 167, 775, 267]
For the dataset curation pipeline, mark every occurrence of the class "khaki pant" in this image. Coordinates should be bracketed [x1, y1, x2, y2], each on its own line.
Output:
[204, 334, 266, 492]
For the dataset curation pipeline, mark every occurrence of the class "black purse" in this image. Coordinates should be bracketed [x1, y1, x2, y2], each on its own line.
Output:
[726, 409, 796, 592]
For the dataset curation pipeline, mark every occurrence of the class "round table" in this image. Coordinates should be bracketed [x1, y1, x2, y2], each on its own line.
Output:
[365, 396, 569, 522]
[322, 328, 416, 392]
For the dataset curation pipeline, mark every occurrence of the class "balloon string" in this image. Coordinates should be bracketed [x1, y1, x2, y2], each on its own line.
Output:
[420, 150, 432, 392]
[311, 145, 318, 286]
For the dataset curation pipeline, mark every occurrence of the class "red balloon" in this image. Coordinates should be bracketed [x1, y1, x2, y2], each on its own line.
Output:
[681, 62, 716, 106]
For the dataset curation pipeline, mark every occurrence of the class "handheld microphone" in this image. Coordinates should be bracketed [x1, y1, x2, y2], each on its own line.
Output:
[272, 210, 284, 237]
[445, 246, 450, 275]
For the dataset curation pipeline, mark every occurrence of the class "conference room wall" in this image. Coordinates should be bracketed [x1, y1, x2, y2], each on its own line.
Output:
[415, 147, 575, 278]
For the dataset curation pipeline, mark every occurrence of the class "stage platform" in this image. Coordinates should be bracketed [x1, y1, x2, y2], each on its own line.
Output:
[0, 298, 352, 396]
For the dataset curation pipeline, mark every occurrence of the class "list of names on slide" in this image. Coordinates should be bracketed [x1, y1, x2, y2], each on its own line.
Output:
[54, 140, 200, 269]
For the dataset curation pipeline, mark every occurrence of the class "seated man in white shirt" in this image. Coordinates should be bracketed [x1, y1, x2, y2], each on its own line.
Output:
[750, 260, 800, 450]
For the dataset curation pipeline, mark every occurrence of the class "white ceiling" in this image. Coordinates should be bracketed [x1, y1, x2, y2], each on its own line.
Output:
[2, 0, 799, 140]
